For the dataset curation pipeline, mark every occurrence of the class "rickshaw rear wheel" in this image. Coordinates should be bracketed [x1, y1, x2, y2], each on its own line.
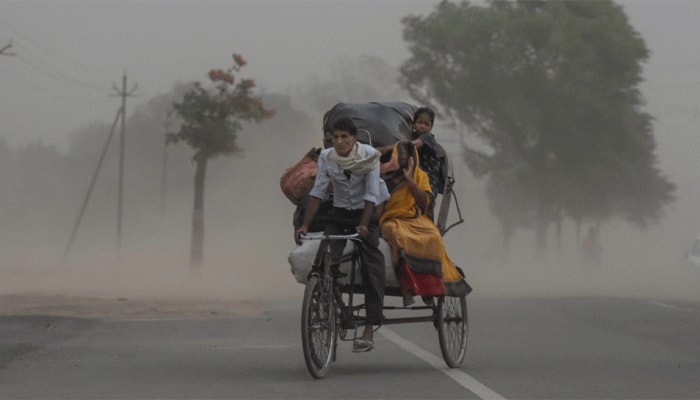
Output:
[301, 275, 337, 379]
[437, 295, 468, 368]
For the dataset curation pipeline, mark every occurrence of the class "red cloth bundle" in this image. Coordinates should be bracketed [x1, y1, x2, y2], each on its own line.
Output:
[280, 148, 319, 205]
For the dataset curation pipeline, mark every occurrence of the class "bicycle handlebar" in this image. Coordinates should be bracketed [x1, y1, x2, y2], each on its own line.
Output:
[308, 215, 363, 227]
[301, 232, 360, 241]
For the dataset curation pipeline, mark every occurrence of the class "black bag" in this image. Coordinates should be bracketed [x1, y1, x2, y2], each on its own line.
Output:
[322, 102, 417, 149]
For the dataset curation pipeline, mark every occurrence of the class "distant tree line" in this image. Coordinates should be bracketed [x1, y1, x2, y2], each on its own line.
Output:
[399, 0, 675, 253]
[0, 2, 678, 264]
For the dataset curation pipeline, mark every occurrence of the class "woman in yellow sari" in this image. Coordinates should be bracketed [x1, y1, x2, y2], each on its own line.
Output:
[380, 141, 471, 306]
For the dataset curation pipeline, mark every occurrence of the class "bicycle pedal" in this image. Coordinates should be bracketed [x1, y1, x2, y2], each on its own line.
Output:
[331, 267, 348, 278]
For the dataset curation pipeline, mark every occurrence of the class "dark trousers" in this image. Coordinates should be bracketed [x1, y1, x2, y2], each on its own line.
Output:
[314, 207, 385, 326]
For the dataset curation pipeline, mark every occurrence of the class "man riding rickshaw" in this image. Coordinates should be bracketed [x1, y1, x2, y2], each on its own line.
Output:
[282, 101, 471, 378]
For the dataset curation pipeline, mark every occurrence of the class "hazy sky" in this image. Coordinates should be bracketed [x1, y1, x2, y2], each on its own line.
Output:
[1, 0, 699, 163]
[2, 0, 700, 301]
[0, 0, 441, 150]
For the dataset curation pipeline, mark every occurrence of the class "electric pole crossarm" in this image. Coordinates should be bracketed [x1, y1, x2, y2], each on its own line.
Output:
[0, 40, 15, 56]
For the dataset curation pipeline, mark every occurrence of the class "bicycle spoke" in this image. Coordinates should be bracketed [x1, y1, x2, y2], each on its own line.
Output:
[437, 296, 468, 368]
[302, 275, 337, 378]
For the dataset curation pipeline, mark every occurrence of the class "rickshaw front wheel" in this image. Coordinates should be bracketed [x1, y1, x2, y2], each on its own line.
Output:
[301, 275, 337, 379]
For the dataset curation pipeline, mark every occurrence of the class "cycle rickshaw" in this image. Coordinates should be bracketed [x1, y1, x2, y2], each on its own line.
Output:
[286, 102, 469, 379]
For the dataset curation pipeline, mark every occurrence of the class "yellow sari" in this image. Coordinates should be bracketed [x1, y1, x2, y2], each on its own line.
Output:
[379, 145, 463, 285]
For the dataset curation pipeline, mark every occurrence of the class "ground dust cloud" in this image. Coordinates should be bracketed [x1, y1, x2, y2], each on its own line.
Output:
[2, 107, 699, 307]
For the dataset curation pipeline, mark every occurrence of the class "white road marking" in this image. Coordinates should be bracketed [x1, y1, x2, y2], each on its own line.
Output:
[380, 327, 506, 400]
[648, 301, 678, 310]
[217, 344, 298, 350]
[115, 318, 188, 322]
[648, 300, 699, 313]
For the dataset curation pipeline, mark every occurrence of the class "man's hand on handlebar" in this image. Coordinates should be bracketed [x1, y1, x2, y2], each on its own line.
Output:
[356, 225, 369, 238]
[294, 225, 308, 246]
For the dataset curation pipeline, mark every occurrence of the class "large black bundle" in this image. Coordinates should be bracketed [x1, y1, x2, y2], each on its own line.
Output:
[322, 102, 417, 148]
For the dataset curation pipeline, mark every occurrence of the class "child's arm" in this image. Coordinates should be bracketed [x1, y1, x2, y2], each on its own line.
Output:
[377, 144, 394, 155]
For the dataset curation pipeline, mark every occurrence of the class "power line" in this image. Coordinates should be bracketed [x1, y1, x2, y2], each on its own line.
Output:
[0, 16, 116, 91]
[11, 52, 111, 91]
[0, 15, 116, 74]
[6, 34, 112, 91]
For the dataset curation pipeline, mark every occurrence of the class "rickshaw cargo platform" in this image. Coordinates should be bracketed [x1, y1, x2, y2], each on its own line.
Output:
[288, 235, 467, 298]
[288, 235, 397, 287]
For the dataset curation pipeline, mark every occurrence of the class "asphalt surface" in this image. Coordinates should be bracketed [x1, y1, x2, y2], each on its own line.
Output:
[1, 296, 699, 399]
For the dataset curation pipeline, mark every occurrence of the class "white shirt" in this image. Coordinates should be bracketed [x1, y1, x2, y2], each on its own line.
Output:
[310, 143, 387, 210]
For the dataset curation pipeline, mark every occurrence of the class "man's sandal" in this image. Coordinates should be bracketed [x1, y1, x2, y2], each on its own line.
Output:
[352, 338, 374, 352]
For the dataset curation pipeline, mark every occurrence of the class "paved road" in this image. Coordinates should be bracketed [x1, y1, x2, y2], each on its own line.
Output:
[1, 297, 699, 399]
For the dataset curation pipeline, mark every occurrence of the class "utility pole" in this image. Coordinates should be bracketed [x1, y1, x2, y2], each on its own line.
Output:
[111, 71, 137, 255]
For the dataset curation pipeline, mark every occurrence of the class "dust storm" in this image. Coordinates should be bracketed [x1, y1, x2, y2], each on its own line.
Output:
[1, 101, 698, 308]
[1, 0, 700, 309]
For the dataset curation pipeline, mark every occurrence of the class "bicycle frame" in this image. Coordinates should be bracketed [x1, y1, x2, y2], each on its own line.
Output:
[299, 231, 468, 378]
[301, 232, 436, 331]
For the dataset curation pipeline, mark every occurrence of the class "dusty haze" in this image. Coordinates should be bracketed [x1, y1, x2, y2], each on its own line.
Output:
[1, 0, 700, 309]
